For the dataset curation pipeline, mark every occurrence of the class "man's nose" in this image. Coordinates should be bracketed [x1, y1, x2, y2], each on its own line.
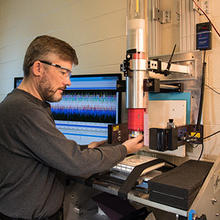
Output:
[65, 76, 71, 86]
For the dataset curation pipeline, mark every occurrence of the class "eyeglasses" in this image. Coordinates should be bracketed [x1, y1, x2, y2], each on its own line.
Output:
[39, 60, 72, 78]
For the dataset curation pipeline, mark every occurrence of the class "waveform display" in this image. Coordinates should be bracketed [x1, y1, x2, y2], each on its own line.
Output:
[51, 90, 118, 123]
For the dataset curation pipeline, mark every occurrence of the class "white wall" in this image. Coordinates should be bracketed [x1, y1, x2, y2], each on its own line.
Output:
[202, 0, 220, 161]
[147, 0, 220, 163]
[0, 0, 127, 100]
[0, 0, 220, 162]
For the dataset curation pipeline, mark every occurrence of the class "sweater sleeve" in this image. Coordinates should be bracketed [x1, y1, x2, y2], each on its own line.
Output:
[14, 108, 127, 177]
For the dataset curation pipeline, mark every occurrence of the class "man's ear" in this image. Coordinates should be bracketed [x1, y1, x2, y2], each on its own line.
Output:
[32, 61, 43, 77]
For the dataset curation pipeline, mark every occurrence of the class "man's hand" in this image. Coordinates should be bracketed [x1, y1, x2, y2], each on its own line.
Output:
[88, 140, 107, 148]
[122, 135, 144, 154]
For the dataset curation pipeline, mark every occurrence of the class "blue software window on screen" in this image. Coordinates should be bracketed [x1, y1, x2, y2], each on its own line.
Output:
[14, 74, 122, 145]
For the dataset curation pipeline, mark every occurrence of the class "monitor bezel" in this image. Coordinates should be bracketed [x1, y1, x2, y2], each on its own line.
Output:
[14, 77, 23, 88]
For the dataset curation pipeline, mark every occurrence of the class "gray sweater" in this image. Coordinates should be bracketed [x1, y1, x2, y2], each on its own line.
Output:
[0, 89, 127, 219]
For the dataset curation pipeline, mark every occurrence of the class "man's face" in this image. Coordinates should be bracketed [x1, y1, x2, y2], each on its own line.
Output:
[38, 57, 72, 102]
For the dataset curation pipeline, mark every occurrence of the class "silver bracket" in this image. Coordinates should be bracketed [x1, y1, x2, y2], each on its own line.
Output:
[148, 59, 190, 75]
[153, 7, 171, 24]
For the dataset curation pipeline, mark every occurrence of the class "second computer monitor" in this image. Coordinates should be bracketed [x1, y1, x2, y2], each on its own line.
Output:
[50, 74, 122, 145]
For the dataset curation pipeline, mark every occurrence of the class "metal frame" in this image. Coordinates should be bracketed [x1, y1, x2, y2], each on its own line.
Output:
[92, 156, 220, 218]
[149, 50, 203, 124]
[189, 156, 220, 219]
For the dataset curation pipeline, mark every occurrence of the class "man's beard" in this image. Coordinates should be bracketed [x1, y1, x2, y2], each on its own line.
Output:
[38, 73, 65, 102]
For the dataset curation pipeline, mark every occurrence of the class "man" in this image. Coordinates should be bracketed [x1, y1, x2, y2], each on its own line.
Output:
[0, 35, 144, 219]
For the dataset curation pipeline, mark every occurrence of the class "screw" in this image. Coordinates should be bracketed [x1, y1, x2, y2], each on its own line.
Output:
[211, 198, 217, 204]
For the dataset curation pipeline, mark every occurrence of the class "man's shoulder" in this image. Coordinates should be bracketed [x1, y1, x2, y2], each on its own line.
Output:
[2, 89, 33, 108]
[0, 89, 46, 118]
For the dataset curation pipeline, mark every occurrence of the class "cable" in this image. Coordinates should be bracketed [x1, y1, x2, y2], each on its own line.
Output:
[184, 129, 220, 160]
[198, 131, 220, 160]
[183, 139, 199, 148]
[186, 130, 220, 143]
[205, 84, 220, 95]
[166, 44, 176, 72]
[181, 129, 219, 161]
[183, 137, 203, 160]
[203, 130, 220, 140]
[196, 50, 206, 130]
[190, 0, 220, 160]
[198, 143, 204, 161]
[192, 0, 220, 38]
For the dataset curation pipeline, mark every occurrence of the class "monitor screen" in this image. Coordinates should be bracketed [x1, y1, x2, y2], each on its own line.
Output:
[14, 74, 122, 145]
[51, 74, 121, 145]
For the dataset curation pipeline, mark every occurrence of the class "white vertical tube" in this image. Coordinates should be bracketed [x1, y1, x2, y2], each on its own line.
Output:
[148, 0, 153, 56]
[126, 0, 148, 137]
[155, 0, 160, 55]
[189, 0, 195, 50]
[181, 0, 187, 51]
[126, 0, 147, 109]
[186, 0, 191, 51]
[180, 0, 196, 52]
[127, 0, 146, 53]
[148, 0, 160, 57]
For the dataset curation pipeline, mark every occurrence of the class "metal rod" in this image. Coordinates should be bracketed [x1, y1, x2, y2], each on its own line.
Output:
[160, 84, 179, 89]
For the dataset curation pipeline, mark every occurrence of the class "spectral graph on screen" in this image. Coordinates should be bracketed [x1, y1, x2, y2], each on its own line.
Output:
[51, 90, 117, 123]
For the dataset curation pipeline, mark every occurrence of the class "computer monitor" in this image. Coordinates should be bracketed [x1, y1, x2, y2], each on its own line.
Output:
[51, 74, 122, 144]
[14, 77, 23, 89]
[14, 74, 122, 145]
